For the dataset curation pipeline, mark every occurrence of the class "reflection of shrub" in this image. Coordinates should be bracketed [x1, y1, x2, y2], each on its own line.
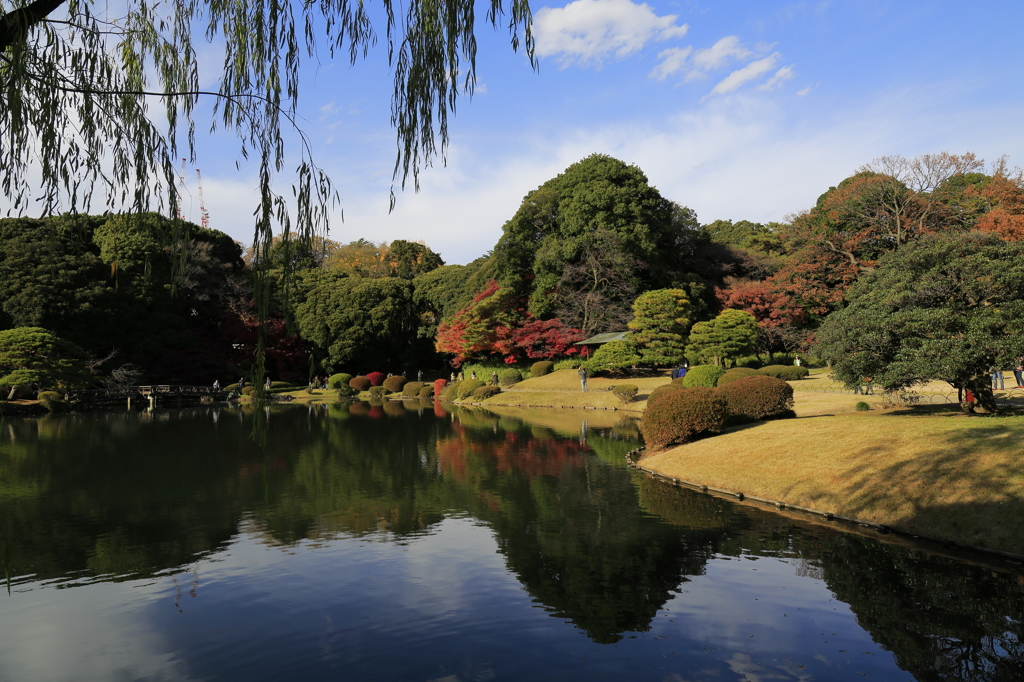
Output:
[458, 378, 486, 399]
[349, 401, 369, 416]
[715, 375, 794, 422]
[328, 373, 353, 389]
[647, 383, 685, 406]
[499, 369, 522, 387]
[366, 372, 386, 386]
[433, 378, 447, 396]
[418, 385, 434, 398]
[368, 386, 387, 399]
[383, 400, 405, 417]
[640, 387, 727, 451]
[440, 381, 461, 402]
[531, 361, 554, 377]
[758, 365, 809, 380]
[241, 386, 256, 396]
[402, 381, 424, 396]
[612, 384, 639, 403]
[715, 367, 759, 386]
[498, 416, 522, 431]
[335, 385, 356, 398]
[349, 376, 370, 391]
[681, 365, 725, 388]
[473, 385, 502, 400]
[383, 375, 407, 392]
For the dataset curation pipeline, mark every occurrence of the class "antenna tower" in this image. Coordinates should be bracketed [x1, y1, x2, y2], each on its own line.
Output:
[177, 158, 187, 220]
[195, 169, 210, 228]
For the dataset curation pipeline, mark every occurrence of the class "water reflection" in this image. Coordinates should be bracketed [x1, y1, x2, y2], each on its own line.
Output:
[0, 402, 1023, 680]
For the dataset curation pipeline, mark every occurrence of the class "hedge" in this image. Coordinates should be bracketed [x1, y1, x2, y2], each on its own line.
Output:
[418, 385, 434, 398]
[680, 365, 725, 388]
[368, 386, 387, 399]
[433, 378, 447, 396]
[757, 365, 809, 381]
[531, 361, 554, 377]
[37, 391, 70, 413]
[612, 384, 638, 404]
[440, 381, 461, 402]
[714, 375, 794, 423]
[402, 381, 424, 397]
[366, 372, 386, 386]
[472, 385, 502, 400]
[349, 376, 371, 392]
[457, 378, 486, 399]
[715, 367, 759, 387]
[499, 368, 522, 387]
[383, 375, 407, 393]
[328, 373, 354, 390]
[646, 383, 685, 406]
[335, 385, 356, 398]
[640, 387, 728, 451]
[241, 386, 256, 396]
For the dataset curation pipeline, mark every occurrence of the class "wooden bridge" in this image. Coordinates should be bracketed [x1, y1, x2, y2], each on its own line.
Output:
[67, 385, 231, 406]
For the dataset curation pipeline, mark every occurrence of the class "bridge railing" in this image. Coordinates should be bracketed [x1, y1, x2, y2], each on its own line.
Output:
[67, 385, 229, 402]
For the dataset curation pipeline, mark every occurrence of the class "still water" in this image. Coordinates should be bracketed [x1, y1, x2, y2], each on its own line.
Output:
[1, 401, 1022, 681]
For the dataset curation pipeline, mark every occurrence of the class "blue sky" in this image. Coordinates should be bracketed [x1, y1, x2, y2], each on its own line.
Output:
[163, 1, 1024, 264]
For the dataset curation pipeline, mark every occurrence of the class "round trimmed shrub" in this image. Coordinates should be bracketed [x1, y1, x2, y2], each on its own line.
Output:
[366, 372, 386, 387]
[757, 365, 809, 380]
[499, 368, 522, 387]
[473, 385, 502, 400]
[270, 381, 293, 389]
[402, 381, 425, 397]
[383, 375, 407, 393]
[433, 378, 447, 396]
[241, 386, 256, 396]
[612, 384, 639, 404]
[335, 385, 356, 398]
[368, 386, 387, 399]
[440, 381, 461, 402]
[531, 361, 554, 377]
[640, 387, 728, 451]
[328, 373, 353, 389]
[681, 365, 725, 388]
[37, 391, 70, 413]
[349, 376, 371, 392]
[715, 375, 794, 422]
[855, 401, 871, 411]
[716, 367, 759, 387]
[647, 383, 685, 406]
[785, 366, 810, 380]
[418, 385, 434, 398]
[457, 378, 486, 399]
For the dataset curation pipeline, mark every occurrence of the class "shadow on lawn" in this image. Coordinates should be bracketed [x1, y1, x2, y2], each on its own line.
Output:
[804, 414, 1024, 555]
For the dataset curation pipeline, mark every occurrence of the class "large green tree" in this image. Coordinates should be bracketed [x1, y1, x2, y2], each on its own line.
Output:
[685, 309, 759, 367]
[0, 326, 91, 394]
[816, 231, 1024, 413]
[627, 289, 691, 367]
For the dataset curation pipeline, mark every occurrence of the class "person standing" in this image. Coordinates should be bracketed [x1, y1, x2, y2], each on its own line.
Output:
[238, 377, 245, 390]
[265, 376, 272, 390]
[993, 368, 1005, 390]
[1015, 359, 1024, 388]
[578, 366, 588, 392]
[863, 376, 874, 395]
[491, 371, 499, 386]
[213, 379, 220, 391]
[417, 369, 423, 382]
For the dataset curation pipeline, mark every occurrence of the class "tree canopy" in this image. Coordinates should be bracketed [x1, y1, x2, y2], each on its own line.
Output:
[627, 289, 691, 367]
[816, 231, 1024, 412]
[0, 326, 91, 392]
[685, 309, 758, 367]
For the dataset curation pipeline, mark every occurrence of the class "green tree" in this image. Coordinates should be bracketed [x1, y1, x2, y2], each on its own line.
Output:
[685, 309, 759, 367]
[294, 272, 423, 371]
[584, 340, 640, 374]
[627, 289, 691, 367]
[0, 327, 91, 395]
[816, 232, 1024, 413]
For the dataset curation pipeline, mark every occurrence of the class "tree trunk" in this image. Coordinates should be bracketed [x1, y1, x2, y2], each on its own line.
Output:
[964, 379, 998, 414]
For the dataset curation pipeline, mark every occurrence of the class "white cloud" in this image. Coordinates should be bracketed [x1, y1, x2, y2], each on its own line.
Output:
[758, 65, 796, 91]
[650, 46, 693, 81]
[797, 83, 816, 96]
[534, 0, 689, 67]
[707, 53, 780, 97]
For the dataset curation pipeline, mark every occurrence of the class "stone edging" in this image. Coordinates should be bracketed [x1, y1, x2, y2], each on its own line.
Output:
[625, 446, 1024, 563]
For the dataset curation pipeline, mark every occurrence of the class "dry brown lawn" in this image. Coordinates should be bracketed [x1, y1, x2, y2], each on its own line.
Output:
[641, 409, 1024, 555]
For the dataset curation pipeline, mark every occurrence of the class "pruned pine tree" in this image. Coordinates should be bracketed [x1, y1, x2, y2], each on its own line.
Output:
[1, 0, 534, 387]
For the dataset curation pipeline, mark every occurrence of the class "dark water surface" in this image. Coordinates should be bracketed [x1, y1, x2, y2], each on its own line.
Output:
[1, 402, 1023, 681]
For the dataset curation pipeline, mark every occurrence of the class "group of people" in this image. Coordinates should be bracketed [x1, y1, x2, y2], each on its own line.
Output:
[992, 362, 1024, 389]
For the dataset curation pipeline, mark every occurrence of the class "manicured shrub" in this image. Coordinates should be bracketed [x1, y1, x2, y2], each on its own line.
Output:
[37, 391, 70, 412]
[328, 373, 353, 389]
[531, 361, 554, 377]
[785, 366, 810, 380]
[241, 386, 256, 396]
[223, 383, 239, 392]
[335, 385, 356, 398]
[368, 386, 387, 399]
[612, 384, 639, 404]
[553, 358, 583, 370]
[640, 387, 728, 451]
[433, 378, 447, 396]
[418, 385, 434, 398]
[680, 365, 725, 388]
[37, 390, 62, 402]
[458, 378, 486, 399]
[647, 383, 685, 406]
[499, 368, 522, 387]
[269, 381, 293, 389]
[855, 401, 871, 411]
[440, 381, 461, 402]
[402, 381, 424, 397]
[472, 385, 502, 400]
[716, 367, 759, 387]
[715, 375, 795, 422]
[383, 375, 407, 392]
[349, 376, 371, 392]
[366, 371, 386, 386]
[758, 365, 809, 380]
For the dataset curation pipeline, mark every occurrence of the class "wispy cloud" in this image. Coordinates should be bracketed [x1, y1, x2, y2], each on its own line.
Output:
[650, 46, 693, 81]
[651, 35, 754, 82]
[535, 0, 689, 67]
[707, 53, 780, 97]
[758, 65, 796, 91]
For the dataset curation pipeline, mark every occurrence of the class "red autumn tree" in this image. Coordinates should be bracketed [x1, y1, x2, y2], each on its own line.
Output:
[435, 280, 524, 366]
[493, 318, 586, 364]
[714, 279, 806, 328]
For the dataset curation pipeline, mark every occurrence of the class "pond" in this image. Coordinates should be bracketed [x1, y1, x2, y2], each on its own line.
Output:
[1, 401, 1023, 681]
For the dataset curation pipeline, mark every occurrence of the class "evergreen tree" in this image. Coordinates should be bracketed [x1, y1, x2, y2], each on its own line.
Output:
[627, 289, 692, 367]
